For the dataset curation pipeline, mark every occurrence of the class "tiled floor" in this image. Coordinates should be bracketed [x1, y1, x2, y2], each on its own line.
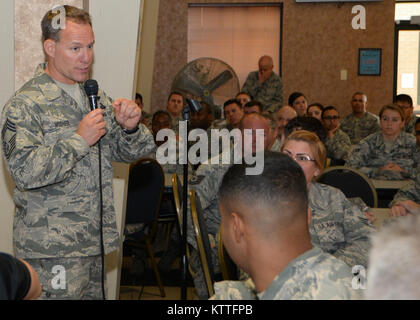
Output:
[119, 285, 198, 300]
[119, 255, 199, 300]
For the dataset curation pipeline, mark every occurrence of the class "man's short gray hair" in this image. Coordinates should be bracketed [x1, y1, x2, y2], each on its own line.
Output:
[366, 215, 420, 299]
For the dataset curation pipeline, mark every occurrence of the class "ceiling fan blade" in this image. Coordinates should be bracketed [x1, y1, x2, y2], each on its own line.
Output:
[172, 73, 205, 97]
[205, 70, 233, 93]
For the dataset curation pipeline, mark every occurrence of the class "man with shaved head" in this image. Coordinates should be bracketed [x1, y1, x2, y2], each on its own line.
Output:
[241, 55, 283, 113]
[186, 113, 271, 299]
[211, 152, 360, 300]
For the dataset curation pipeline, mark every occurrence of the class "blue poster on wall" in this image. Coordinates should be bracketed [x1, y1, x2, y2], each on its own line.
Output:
[358, 48, 382, 76]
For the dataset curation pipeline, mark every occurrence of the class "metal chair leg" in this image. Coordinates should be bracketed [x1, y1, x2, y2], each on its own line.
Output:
[145, 238, 166, 297]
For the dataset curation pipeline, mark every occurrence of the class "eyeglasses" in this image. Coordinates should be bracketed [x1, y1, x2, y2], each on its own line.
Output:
[322, 116, 340, 120]
[282, 150, 315, 162]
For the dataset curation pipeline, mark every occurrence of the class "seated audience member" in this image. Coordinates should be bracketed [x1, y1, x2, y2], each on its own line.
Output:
[211, 152, 359, 300]
[223, 99, 245, 129]
[243, 100, 263, 114]
[307, 103, 324, 121]
[187, 113, 271, 299]
[191, 101, 214, 131]
[288, 92, 308, 117]
[262, 113, 281, 152]
[0, 253, 42, 300]
[322, 106, 352, 163]
[394, 94, 416, 135]
[282, 131, 375, 268]
[275, 105, 297, 147]
[347, 104, 420, 180]
[340, 92, 380, 145]
[166, 91, 185, 132]
[366, 215, 420, 299]
[135, 93, 151, 128]
[389, 167, 420, 217]
[147, 110, 185, 175]
[284, 116, 327, 144]
[241, 55, 283, 112]
[235, 92, 252, 107]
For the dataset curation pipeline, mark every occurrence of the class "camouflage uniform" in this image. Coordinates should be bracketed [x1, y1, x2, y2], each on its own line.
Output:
[340, 112, 380, 145]
[405, 114, 417, 135]
[389, 167, 420, 207]
[325, 129, 352, 161]
[186, 151, 235, 299]
[210, 247, 360, 300]
[1, 64, 155, 299]
[270, 138, 282, 153]
[309, 182, 375, 268]
[241, 71, 283, 112]
[346, 131, 420, 180]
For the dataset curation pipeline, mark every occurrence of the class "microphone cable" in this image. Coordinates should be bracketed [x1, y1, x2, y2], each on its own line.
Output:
[84, 80, 106, 300]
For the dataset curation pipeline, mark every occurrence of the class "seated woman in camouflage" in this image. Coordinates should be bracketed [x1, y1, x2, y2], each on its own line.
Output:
[346, 104, 420, 180]
[282, 130, 375, 269]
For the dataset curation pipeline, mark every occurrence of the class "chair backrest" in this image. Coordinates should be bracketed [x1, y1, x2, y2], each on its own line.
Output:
[125, 158, 164, 237]
[316, 165, 378, 208]
[217, 227, 238, 281]
[172, 173, 183, 231]
[190, 189, 215, 297]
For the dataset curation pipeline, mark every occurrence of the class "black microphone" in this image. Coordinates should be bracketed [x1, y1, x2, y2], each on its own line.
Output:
[84, 79, 99, 110]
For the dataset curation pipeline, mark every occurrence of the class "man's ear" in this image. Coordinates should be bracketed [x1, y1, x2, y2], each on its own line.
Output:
[231, 212, 244, 243]
[43, 39, 56, 59]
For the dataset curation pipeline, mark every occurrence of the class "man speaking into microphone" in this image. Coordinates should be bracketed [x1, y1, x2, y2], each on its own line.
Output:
[0, 5, 155, 299]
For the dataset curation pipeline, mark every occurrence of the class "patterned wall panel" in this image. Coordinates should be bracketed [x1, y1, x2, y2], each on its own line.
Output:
[15, 0, 84, 90]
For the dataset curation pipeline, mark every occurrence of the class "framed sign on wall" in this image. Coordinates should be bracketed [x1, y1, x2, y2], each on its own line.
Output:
[358, 48, 382, 76]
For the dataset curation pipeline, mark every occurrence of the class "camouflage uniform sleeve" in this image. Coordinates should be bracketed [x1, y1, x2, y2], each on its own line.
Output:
[1, 97, 90, 191]
[325, 130, 352, 160]
[332, 191, 374, 268]
[390, 168, 420, 206]
[186, 162, 227, 250]
[346, 139, 379, 178]
[241, 71, 258, 98]
[99, 90, 156, 163]
[210, 278, 257, 300]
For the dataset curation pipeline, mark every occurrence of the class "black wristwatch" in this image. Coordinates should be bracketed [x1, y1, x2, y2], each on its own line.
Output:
[122, 126, 139, 134]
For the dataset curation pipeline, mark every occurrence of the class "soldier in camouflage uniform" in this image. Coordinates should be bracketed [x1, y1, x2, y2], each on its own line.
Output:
[241, 56, 283, 113]
[1, 6, 155, 299]
[346, 104, 420, 181]
[210, 152, 359, 300]
[166, 91, 185, 133]
[186, 113, 271, 299]
[341, 92, 380, 145]
[322, 106, 352, 162]
[394, 94, 416, 135]
[282, 131, 375, 269]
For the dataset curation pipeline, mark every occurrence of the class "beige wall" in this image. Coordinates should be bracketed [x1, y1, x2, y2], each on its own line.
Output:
[14, 0, 84, 90]
[136, 0, 160, 113]
[0, 0, 15, 255]
[151, 0, 395, 116]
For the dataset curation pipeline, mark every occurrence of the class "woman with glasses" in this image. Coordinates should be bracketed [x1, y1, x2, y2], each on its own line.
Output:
[282, 130, 375, 269]
[346, 104, 420, 180]
[322, 106, 352, 163]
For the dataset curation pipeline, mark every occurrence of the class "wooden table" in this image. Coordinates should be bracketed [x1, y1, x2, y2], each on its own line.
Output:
[371, 207, 396, 230]
[371, 179, 412, 190]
